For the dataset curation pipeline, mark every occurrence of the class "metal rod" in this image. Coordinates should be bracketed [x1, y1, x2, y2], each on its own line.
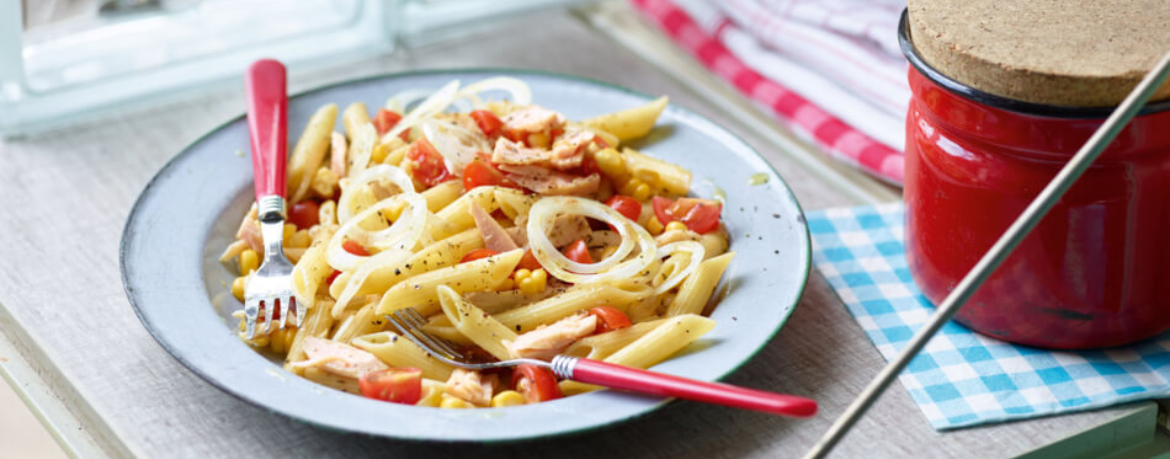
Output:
[803, 48, 1170, 459]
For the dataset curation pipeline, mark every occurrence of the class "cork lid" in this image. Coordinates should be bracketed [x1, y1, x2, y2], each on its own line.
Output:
[907, 0, 1170, 107]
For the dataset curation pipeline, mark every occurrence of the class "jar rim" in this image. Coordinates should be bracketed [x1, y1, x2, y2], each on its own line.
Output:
[898, 9, 1170, 119]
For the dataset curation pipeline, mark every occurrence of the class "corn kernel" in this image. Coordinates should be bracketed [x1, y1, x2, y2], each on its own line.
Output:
[528, 131, 551, 149]
[632, 182, 652, 201]
[620, 178, 645, 197]
[232, 276, 246, 302]
[514, 269, 532, 283]
[495, 277, 515, 291]
[239, 249, 260, 275]
[283, 223, 297, 241]
[370, 143, 390, 163]
[491, 390, 527, 407]
[440, 395, 474, 409]
[287, 230, 312, 249]
[665, 221, 688, 232]
[595, 148, 625, 177]
[646, 217, 665, 235]
[519, 269, 547, 295]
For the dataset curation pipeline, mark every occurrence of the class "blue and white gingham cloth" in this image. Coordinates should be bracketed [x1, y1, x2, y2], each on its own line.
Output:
[807, 203, 1170, 430]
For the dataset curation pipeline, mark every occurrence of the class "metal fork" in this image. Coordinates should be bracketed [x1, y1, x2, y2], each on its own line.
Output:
[242, 59, 299, 339]
[387, 308, 819, 417]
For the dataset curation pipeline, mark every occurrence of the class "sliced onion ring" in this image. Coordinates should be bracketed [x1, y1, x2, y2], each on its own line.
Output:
[652, 241, 705, 295]
[331, 247, 412, 318]
[327, 193, 428, 271]
[455, 77, 533, 108]
[337, 164, 416, 225]
[527, 197, 657, 284]
[382, 80, 460, 144]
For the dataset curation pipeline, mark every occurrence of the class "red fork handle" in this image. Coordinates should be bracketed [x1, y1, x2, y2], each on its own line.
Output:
[568, 358, 817, 417]
[245, 59, 288, 200]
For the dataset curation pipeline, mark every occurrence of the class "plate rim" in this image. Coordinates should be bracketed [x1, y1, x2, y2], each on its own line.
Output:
[119, 67, 811, 442]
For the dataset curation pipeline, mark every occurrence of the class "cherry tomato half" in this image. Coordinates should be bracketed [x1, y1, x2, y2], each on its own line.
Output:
[587, 306, 633, 334]
[373, 109, 403, 137]
[460, 248, 499, 264]
[651, 197, 722, 234]
[342, 240, 369, 256]
[463, 156, 521, 192]
[287, 200, 320, 229]
[563, 239, 593, 264]
[406, 138, 455, 188]
[517, 249, 543, 271]
[359, 368, 422, 405]
[604, 195, 641, 222]
[511, 364, 562, 403]
[469, 110, 504, 137]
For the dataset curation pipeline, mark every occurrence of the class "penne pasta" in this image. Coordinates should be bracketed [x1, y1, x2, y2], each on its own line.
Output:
[562, 318, 666, 360]
[561, 314, 715, 394]
[437, 285, 518, 361]
[329, 228, 484, 302]
[289, 104, 339, 202]
[284, 297, 337, 373]
[623, 148, 691, 197]
[352, 331, 455, 381]
[342, 102, 371, 142]
[494, 281, 654, 332]
[375, 249, 523, 316]
[666, 253, 735, 317]
[582, 96, 668, 141]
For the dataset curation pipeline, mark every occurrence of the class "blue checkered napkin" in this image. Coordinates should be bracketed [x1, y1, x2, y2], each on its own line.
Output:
[807, 203, 1170, 430]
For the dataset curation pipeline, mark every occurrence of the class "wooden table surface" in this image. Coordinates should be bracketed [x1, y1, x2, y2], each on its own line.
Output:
[0, 3, 1155, 458]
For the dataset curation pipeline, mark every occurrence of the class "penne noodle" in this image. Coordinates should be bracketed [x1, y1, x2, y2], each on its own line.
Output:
[581, 96, 668, 141]
[291, 232, 337, 310]
[303, 367, 360, 395]
[352, 331, 455, 381]
[436, 186, 521, 231]
[666, 253, 735, 317]
[289, 104, 339, 202]
[494, 281, 653, 332]
[330, 294, 386, 344]
[560, 314, 715, 394]
[284, 297, 337, 373]
[437, 285, 518, 361]
[562, 318, 666, 360]
[623, 148, 691, 197]
[342, 102, 371, 142]
[330, 227, 484, 301]
[375, 249, 523, 316]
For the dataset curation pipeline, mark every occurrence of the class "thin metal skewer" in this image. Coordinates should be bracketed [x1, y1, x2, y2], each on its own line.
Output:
[803, 48, 1170, 459]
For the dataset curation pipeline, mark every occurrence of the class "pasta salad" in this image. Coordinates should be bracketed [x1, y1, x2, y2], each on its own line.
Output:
[221, 78, 733, 408]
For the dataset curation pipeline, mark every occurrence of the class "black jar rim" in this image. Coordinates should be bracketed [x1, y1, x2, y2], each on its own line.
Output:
[899, 9, 1170, 119]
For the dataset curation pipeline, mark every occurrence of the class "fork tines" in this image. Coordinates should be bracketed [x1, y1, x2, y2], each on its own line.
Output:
[386, 309, 465, 365]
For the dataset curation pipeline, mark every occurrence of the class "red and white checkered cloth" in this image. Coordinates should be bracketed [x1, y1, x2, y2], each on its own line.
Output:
[630, 0, 907, 184]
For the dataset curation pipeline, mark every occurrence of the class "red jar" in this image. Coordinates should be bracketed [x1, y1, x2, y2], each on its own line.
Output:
[901, 18, 1170, 349]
